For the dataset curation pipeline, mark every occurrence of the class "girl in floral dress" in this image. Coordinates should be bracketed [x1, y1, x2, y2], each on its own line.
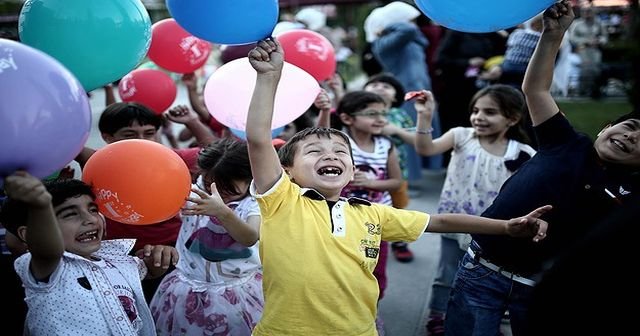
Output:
[150, 138, 262, 335]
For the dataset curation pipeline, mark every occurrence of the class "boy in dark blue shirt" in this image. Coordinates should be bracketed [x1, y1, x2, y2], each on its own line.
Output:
[445, 2, 640, 335]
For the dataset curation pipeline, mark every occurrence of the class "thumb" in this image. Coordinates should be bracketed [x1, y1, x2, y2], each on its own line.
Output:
[209, 182, 219, 196]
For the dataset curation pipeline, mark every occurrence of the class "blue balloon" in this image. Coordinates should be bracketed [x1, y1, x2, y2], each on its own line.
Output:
[415, 0, 555, 33]
[230, 127, 284, 141]
[0, 39, 91, 183]
[19, 0, 151, 91]
[167, 0, 279, 45]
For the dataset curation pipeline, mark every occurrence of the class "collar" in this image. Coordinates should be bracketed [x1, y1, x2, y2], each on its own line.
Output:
[300, 188, 372, 206]
[62, 239, 137, 261]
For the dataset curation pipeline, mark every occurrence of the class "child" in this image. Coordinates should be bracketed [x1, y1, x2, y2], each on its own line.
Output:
[364, 73, 417, 262]
[334, 90, 403, 333]
[75, 102, 214, 301]
[244, 37, 550, 336]
[1, 172, 178, 335]
[411, 85, 535, 335]
[150, 138, 263, 335]
[444, 2, 640, 335]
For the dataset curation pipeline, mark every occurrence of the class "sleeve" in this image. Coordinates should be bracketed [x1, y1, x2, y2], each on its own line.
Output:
[534, 112, 578, 150]
[250, 169, 295, 218]
[452, 127, 473, 150]
[378, 205, 429, 242]
[14, 253, 65, 291]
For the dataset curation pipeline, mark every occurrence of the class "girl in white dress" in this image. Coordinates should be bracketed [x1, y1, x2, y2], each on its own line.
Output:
[412, 85, 536, 335]
[150, 138, 262, 335]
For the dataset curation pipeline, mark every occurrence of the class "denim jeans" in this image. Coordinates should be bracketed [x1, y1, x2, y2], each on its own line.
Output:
[428, 236, 466, 313]
[444, 252, 535, 336]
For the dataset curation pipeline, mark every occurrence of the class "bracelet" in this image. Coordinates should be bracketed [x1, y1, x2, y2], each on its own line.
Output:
[415, 127, 434, 135]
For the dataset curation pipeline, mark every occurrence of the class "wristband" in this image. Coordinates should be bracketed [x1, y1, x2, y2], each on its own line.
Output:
[416, 127, 434, 135]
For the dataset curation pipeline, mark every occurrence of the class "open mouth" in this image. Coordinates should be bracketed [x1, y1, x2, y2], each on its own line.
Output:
[76, 230, 99, 243]
[610, 139, 629, 153]
[317, 166, 343, 176]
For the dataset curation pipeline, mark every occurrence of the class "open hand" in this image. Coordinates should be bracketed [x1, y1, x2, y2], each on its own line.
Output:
[506, 205, 552, 242]
[136, 244, 178, 275]
[181, 182, 227, 217]
[248, 37, 284, 75]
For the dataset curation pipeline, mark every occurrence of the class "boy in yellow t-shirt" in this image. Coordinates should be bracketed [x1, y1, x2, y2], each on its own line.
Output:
[245, 38, 551, 336]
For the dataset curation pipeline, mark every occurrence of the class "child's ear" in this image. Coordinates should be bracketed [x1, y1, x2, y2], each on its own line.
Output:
[101, 133, 115, 144]
[597, 124, 612, 137]
[16, 226, 28, 244]
[339, 113, 353, 125]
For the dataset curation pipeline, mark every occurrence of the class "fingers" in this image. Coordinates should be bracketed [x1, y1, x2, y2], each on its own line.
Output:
[532, 219, 548, 243]
[528, 204, 553, 218]
[190, 187, 209, 198]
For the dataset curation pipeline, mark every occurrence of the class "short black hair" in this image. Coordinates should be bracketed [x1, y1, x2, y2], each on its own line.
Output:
[611, 110, 640, 126]
[98, 102, 162, 135]
[0, 179, 95, 236]
[364, 73, 406, 108]
[278, 127, 353, 167]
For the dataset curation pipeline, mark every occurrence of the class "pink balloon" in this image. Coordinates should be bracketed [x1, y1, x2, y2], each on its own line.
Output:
[203, 58, 320, 130]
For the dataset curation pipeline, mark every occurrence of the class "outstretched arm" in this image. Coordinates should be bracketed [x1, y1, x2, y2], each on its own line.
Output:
[427, 205, 552, 243]
[246, 38, 285, 193]
[522, 0, 574, 126]
[3, 171, 63, 281]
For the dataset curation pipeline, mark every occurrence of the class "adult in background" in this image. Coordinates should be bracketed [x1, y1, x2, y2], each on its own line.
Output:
[371, 1, 443, 174]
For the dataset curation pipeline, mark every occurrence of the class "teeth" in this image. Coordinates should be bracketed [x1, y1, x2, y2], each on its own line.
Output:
[77, 230, 98, 242]
[611, 139, 628, 152]
[318, 167, 342, 176]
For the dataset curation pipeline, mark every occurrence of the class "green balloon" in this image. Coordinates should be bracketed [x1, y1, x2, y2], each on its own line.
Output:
[19, 0, 151, 91]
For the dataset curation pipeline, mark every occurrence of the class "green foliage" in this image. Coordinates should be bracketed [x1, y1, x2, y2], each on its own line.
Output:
[558, 100, 633, 139]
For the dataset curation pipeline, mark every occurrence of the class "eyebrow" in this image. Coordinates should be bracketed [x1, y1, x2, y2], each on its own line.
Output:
[626, 119, 640, 129]
[55, 205, 78, 216]
[55, 202, 98, 216]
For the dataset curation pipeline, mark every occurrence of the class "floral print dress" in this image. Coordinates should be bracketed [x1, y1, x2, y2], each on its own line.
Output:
[150, 190, 263, 336]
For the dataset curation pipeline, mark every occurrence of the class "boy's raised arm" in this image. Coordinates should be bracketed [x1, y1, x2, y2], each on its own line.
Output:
[522, 0, 575, 126]
[246, 38, 286, 193]
[3, 171, 63, 280]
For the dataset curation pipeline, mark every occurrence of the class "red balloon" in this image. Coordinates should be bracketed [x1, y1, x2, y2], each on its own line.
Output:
[148, 18, 212, 73]
[277, 29, 336, 82]
[118, 69, 177, 114]
[82, 140, 191, 225]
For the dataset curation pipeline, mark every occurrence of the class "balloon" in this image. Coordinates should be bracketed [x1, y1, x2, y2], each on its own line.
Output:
[415, 0, 555, 33]
[230, 127, 284, 141]
[136, 61, 182, 82]
[147, 18, 211, 74]
[0, 39, 91, 183]
[118, 69, 177, 114]
[82, 140, 191, 225]
[167, 0, 279, 45]
[277, 29, 336, 82]
[19, 0, 151, 91]
[203, 58, 320, 131]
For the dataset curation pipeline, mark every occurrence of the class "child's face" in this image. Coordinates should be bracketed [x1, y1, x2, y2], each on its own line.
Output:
[364, 82, 396, 107]
[102, 121, 159, 144]
[285, 134, 355, 201]
[594, 118, 640, 167]
[54, 195, 105, 258]
[469, 95, 515, 138]
[342, 102, 388, 136]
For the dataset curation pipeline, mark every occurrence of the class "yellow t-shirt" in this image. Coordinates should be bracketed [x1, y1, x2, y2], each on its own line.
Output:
[251, 171, 429, 336]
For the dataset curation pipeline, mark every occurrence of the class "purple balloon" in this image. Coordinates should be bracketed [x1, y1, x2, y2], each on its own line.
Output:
[0, 38, 91, 182]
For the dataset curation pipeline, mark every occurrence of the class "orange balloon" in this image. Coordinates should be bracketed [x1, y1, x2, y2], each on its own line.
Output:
[82, 140, 191, 225]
